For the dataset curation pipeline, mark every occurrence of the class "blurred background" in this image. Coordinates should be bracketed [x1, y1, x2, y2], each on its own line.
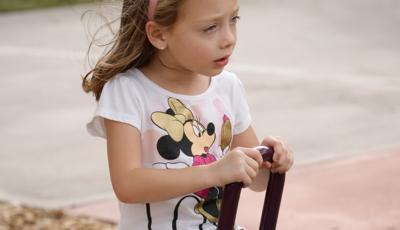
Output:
[0, 0, 399, 229]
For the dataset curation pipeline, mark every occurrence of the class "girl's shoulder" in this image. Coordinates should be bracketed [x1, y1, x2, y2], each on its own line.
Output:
[105, 68, 143, 88]
[100, 68, 148, 99]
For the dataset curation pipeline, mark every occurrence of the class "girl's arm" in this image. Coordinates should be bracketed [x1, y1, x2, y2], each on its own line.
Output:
[105, 119, 261, 203]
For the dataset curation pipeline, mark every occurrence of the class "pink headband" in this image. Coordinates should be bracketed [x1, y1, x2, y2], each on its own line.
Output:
[148, 0, 159, 20]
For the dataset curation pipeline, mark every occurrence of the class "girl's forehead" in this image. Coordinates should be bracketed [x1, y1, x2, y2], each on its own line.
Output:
[178, 0, 239, 22]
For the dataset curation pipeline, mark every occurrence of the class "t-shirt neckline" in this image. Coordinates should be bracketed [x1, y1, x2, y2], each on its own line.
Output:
[132, 68, 217, 101]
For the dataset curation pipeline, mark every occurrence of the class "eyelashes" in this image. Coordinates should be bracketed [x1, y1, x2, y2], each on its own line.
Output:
[203, 15, 241, 33]
[232, 15, 241, 23]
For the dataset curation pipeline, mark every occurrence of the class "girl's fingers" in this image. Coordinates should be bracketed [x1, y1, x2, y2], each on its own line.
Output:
[261, 136, 279, 147]
[243, 164, 259, 187]
[247, 163, 259, 178]
[260, 135, 294, 173]
[261, 136, 284, 162]
[271, 160, 286, 173]
[261, 161, 272, 169]
[242, 175, 252, 188]
[280, 146, 294, 171]
[271, 167, 284, 174]
[271, 153, 294, 173]
[247, 148, 264, 166]
[237, 147, 263, 166]
[230, 147, 261, 185]
[241, 167, 253, 187]
[244, 155, 260, 172]
[287, 151, 294, 170]
[242, 158, 259, 185]
[272, 163, 291, 173]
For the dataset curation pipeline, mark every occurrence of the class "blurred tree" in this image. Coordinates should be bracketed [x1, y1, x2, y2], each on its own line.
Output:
[0, 0, 101, 12]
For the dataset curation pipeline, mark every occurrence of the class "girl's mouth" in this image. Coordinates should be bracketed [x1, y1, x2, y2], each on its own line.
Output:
[214, 56, 229, 67]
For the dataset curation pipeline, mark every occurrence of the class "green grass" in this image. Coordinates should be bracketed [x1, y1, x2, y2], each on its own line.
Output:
[0, 0, 100, 12]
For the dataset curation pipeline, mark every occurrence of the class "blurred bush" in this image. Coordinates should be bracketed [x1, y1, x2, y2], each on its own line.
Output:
[0, 0, 100, 12]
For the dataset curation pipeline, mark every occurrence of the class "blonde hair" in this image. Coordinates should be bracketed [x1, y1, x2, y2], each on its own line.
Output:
[82, 0, 183, 101]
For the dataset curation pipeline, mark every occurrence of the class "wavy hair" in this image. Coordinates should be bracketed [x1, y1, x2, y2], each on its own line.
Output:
[82, 0, 183, 100]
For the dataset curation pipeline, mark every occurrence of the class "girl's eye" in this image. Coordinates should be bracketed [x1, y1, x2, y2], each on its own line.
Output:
[231, 15, 241, 24]
[204, 24, 217, 33]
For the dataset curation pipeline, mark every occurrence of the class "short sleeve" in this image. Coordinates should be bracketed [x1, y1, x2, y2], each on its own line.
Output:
[86, 75, 142, 138]
[231, 74, 252, 135]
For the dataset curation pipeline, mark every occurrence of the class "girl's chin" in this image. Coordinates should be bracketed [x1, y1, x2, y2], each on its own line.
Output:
[203, 67, 224, 77]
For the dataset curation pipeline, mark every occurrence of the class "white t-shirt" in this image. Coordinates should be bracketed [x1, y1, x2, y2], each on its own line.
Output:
[87, 68, 251, 230]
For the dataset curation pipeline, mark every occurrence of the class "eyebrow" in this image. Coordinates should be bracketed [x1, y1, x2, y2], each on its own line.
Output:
[195, 7, 240, 23]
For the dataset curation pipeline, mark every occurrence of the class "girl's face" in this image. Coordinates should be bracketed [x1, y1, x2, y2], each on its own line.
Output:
[163, 0, 239, 77]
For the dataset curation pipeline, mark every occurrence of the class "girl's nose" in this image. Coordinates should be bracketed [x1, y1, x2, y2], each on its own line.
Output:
[220, 26, 236, 49]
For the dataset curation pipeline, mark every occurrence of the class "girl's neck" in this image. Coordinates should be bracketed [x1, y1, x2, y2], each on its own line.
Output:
[140, 56, 211, 96]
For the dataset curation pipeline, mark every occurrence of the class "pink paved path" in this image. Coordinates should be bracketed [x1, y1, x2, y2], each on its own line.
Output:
[66, 148, 400, 229]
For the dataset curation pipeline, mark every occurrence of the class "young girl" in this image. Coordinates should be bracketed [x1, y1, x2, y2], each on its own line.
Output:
[83, 0, 293, 229]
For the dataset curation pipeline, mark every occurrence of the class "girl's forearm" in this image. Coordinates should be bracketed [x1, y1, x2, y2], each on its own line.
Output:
[112, 165, 217, 203]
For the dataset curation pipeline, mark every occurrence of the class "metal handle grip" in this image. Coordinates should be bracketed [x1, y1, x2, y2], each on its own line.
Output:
[217, 146, 285, 230]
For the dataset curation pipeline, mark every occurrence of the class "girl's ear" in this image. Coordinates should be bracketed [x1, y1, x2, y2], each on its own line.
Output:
[145, 21, 168, 50]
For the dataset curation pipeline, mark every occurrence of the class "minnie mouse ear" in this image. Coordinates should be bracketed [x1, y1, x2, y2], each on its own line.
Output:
[157, 135, 180, 160]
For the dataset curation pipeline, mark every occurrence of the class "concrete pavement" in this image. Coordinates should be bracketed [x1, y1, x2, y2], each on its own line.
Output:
[66, 148, 400, 229]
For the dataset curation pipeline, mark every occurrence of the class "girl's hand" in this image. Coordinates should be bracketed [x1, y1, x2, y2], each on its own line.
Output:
[261, 136, 294, 173]
[211, 147, 263, 188]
